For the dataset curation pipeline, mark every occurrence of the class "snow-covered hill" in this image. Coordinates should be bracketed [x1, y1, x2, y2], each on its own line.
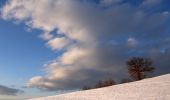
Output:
[30, 74, 170, 100]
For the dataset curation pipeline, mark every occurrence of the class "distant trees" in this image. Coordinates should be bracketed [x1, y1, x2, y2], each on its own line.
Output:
[127, 57, 155, 81]
[95, 79, 116, 88]
[82, 79, 116, 90]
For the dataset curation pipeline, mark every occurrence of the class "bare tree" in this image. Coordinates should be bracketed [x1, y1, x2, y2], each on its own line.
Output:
[127, 57, 155, 81]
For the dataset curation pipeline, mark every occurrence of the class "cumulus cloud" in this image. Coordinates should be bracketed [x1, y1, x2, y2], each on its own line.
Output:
[39, 32, 54, 40]
[0, 85, 23, 96]
[1, 0, 170, 91]
[47, 37, 70, 50]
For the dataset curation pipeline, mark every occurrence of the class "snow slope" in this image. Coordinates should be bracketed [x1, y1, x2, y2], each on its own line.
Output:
[30, 74, 170, 100]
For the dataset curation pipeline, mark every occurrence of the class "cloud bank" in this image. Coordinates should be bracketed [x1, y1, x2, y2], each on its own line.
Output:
[1, 0, 170, 91]
[0, 85, 23, 96]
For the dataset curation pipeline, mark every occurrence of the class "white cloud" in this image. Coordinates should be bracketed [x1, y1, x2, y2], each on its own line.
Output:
[27, 76, 56, 90]
[59, 47, 89, 65]
[47, 37, 70, 50]
[39, 32, 54, 40]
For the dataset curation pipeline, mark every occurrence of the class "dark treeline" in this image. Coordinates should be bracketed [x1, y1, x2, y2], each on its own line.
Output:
[82, 57, 155, 90]
[82, 79, 116, 90]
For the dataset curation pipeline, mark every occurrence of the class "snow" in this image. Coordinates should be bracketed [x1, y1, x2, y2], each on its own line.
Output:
[30, 74, 170, 100]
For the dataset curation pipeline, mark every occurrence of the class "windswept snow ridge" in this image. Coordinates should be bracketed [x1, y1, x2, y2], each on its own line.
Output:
[30, 74, 170, 100]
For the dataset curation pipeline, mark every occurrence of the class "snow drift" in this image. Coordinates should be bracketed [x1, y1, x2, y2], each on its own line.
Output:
[30, 74, 170, 100]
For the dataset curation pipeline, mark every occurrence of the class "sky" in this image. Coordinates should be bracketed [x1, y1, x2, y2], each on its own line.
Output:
[0, 0, 170, 99]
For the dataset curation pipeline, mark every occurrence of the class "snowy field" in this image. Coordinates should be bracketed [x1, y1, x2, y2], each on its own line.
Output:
[30, 74, 170, 100]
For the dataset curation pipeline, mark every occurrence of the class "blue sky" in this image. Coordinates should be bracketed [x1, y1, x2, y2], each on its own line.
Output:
[0, 0, 170, 99]
[0, 1, 59, 98]
[0, 16, 59, 100]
